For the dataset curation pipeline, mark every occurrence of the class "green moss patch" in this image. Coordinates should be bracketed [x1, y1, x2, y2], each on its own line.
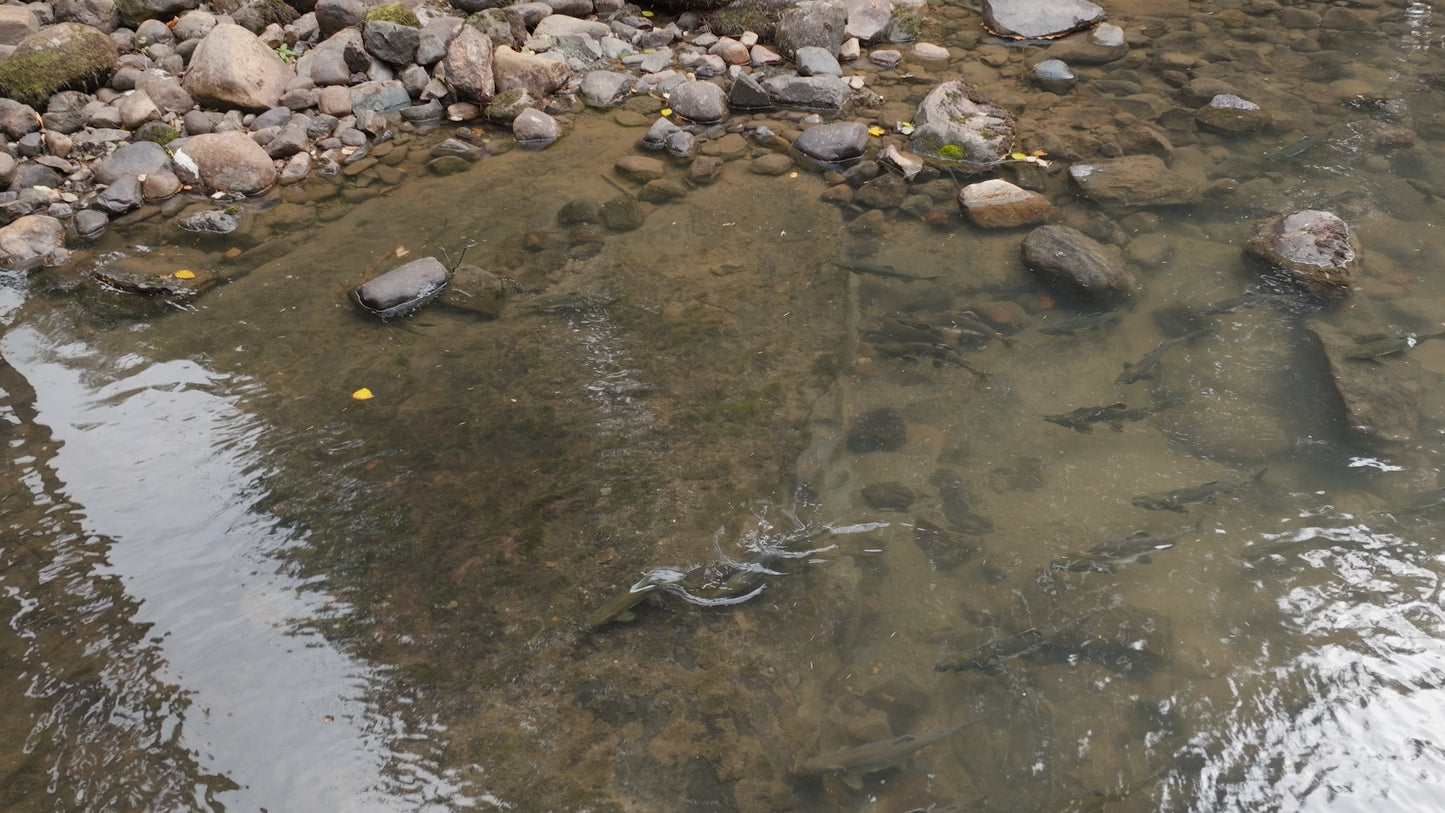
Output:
[365, 2, 420, 27]
[0, 24, 118, 107]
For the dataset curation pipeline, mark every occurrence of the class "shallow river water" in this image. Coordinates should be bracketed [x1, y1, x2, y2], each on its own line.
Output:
[6, 0, 1445, 810]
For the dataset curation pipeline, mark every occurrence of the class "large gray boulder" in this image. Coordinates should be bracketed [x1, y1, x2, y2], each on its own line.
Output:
[981, 0, 1103, 39]
[1068, 155, 1200, 209]
[775, 0, 847, 59]
[1244, 210, 1359, 300]
[444, 25, 494, 104]
[907, 80, 1013, 168]
[172, 131, 277, 195]
[1020, 225, 1136, 302]
[183, 23, 293, 111]
[0, 6, 38, 44]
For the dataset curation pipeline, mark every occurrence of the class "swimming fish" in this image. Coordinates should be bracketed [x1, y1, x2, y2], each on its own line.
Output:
[1131, 469, 1266, 513]
[794, 726, 968, 788]
[1049, 531, 1179, 573]
[1116, 328, 1210, 385]
[1043, 402, 1151, 434]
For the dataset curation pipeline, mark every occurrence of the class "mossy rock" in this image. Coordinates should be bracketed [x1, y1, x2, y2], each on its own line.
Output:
[233, 0, 301, 33]
[365, 2, 420, 27]
[702, 0, 790, 37]
[465, 9, 524, 47]
[0, 23, 118, 107]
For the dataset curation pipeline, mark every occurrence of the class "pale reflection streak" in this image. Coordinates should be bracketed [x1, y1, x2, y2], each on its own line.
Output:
[2, 323, 486, 812]
[1183, 523, 1445, 812]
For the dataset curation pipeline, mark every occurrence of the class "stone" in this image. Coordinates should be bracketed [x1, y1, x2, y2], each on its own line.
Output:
[1243, 210, 1359, 300]
[664, 130, 695, 159]
[444, 25, 494, 104]
[95, 173, 143, 213]
[0, 99, 40, 140]
[0, 22, 119, 106]
[135, 71, 193, 112]
[353, 256, 450, 318]
[437, 263, 510, 317]
[958, 179, 1051, 228]
[599, 195, 646, 231]
[795, 45, 842, 76]
[534, 13, 610, 39]
[1020, 224, 1137, 302]
[182, 23, 293, 111]
[751, 153, 793, 175]
[580, 70, 634, 107]
[615, 155, 666, 182]
[513, 107, 561, 147]
[776, 0, 847, 59]
[315, 0, 366, 38]
[861, 481, 914, 510]
[728, 71, 771, 110]
[74, 209, 108, 238]
[0, 214, 65, 269]
[142, 170, 180, 200]
[1307, 319, 1419, 445]
[350, 79, 409, 113]
[115, 0, 198, 27]
[116, 88, 159, 127]
[856, 173, 906, 208]
[1195, 94, 1271, 134]
[1032, 59, 1075, 93]
[1068, 155, 1200, 209]
[912, 42, 948, 60]
[908, 80, 1014, 167]
[981, 0, 1104, 39]
[177, 208, 239, 234]
[0, 6, 40, 46]
[761, 74, 851, 111]
[492, 45, 572, 98]
[93, 139, 170, 184]
[361, 19, 419, 65]
[792, 120, 870, 169]
[847, 407, 906, 453]
[318, 84, 352, 115]
[845, 0, 892, 42]
[667, 80, 727, 123]
[172, 130, 277, 195]
[639, 116, 681, 150]
[416, 16, 461, 65]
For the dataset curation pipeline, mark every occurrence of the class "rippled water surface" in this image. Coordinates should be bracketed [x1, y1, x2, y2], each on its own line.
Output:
[6, 0, 1445, 810]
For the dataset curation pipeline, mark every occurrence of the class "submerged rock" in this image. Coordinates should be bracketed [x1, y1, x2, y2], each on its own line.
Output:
[1307, 319, 1419, 445]
[1244, 210, 1359, 300]
[908, 81, 1014, 169]
[981, 0, 1104, 40]
[847, 407, 907, 453]
[1020, 224, 1136, 302]
[352, 256, 450, 319]
[1195, 94, 1270, 134]
[1068, 155, 1199, 209]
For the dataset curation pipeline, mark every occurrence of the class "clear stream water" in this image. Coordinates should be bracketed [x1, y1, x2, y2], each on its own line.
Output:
[5, 0, 1445, 810]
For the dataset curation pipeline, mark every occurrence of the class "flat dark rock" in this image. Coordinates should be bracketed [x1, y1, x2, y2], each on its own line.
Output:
[352, 256, 449, 318]
[847, 407, 907, 453]
[982, 0, 1105, 39]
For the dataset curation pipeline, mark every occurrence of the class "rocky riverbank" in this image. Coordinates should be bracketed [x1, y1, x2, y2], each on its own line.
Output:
[0, 0, 1433, 317]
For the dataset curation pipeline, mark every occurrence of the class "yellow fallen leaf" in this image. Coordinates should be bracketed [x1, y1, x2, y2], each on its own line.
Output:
[867, 125, 885, 136]
[641, 8, 653, 15]
[352, 388, 374, 400]
[393, 245, 409, 258]
[660, 107, 672, 117]
[1010, 152, 1028, 161]
[174, 269, 195, 280]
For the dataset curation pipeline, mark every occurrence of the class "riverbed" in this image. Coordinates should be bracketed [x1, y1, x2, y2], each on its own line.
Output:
[4, 0, 1445, 810]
